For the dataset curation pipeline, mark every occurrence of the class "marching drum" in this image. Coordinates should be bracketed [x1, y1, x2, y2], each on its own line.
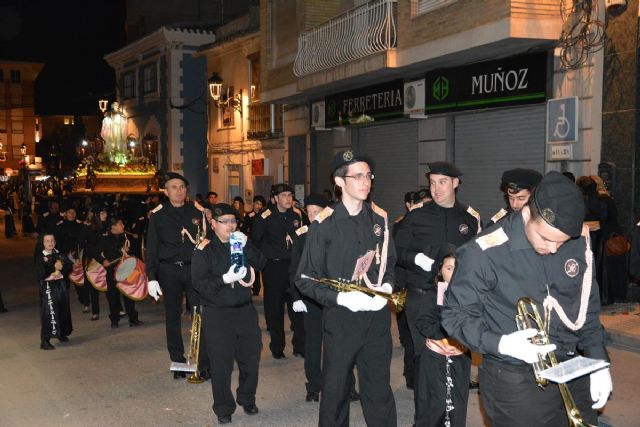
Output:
[68, 251, 85, 286]
[85, 259, 108, 292]
[115, 257, 148, 301]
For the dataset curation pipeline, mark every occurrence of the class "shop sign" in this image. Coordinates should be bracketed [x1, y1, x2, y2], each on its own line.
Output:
[325, 80, 404, 127]
[424, 52, 548, 114]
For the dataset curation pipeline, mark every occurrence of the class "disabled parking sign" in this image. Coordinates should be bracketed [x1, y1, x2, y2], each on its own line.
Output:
[547, 97, 578, 143]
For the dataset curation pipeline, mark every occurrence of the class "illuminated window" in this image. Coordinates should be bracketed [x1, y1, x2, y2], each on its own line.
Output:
[123, 72, 136, 99]
[142, 63, 157, 94]
[63, 116, 74, 125]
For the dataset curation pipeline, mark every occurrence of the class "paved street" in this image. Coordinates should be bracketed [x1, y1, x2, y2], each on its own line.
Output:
[1, 234, 639, 427]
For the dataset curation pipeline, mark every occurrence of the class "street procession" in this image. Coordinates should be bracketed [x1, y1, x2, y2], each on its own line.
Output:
[2, 1, 640, 426]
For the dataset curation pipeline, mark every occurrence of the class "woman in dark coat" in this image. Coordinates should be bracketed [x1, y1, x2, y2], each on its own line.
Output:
[35, 232, 73, 349]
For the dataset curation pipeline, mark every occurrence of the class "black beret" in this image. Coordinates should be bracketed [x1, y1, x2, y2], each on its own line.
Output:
[233, 196, 244, 204]
[412, 188, 431, 203]
[253, 195, 266, 204]
[163, 172, 189, 186]
[425, 161, 462, 178]
[404, 191, 415, 204]
[330, 150, 375, 175]
[304, 193, 328, 209]
[211, 203, 240, 220]
[533, 171, 585, 237]
[501, 168, 543, 192]
[272, 183, 294, 196]
[107, 216, 124, 228]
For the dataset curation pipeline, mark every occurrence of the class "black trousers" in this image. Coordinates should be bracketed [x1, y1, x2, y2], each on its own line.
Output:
[417, 349, 471, 427]
[158, 262, 209, 367]
[203, 304, 262, 417]
[262, 259, 303, 355]
[405, 289, 428, 423]
[396, 308, 415, 387]
[106, 266, 137, 324]
[479, 358, 597, 427]
[0, 289, 6, 310]
[304, 299, 323, 393]
[320, 307, 396, 427]
[73, 281, 89, 307]
[82, 256, 100, 315]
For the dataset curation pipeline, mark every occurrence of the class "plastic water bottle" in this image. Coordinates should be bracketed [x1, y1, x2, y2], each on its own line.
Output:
[229, 232, 245, 273]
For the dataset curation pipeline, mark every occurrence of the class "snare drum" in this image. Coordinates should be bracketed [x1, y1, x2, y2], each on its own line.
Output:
[68, 260, 85, 286]
[116, 257, 148, 301]
[85, 259, 107, 292]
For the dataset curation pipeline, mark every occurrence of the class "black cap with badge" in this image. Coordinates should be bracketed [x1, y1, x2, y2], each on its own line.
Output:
[304, 193, 329, 209]
[330, 150, 375, 176]
[163, 172, 189, 186]
[533, 171, 585, 237]
[412, 188, 431, 203]
[501, 168, 543, 192]
[211, 203, 240, 220]
[425, 161, 462, 178]
[272, 183, 295, 196]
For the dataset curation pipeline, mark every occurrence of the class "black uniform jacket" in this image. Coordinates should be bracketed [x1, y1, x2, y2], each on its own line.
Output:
[294, 201, 396, 307]
[441, 210, 608, 364]
[55, 219, 84, 256]
[146, 202, 206, 281]
[395, 200, 480, 290]
[629, 221, 640, 279]
[191, 236, 266, 308]
[289, 223, 310, 301]
[96, 233, 127, 264]
[250, 206, 303, 260]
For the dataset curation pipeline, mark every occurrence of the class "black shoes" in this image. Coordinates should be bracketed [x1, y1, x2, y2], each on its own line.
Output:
[129, 319, 143, 327]
[91, 314, 99, 321]
[306, 391, 320, 402]
[111, 322, 119, 329]
[82, 305, 89, 313]
[58, 336, 69, 342]
[293, 351, 305, 358]
[217, 415, 232, 424]
[272, 352, 286, 359]
[173, 371, 186, 379]
[40, 340, 55, 350]
[239, 403, 259, 415]
[350, 391, 360, 402]
[199, 369, 211, 381]
[0, 307, 7, 313]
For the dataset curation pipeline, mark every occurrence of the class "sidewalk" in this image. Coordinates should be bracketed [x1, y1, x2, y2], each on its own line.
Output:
[601, 302, 640, 352]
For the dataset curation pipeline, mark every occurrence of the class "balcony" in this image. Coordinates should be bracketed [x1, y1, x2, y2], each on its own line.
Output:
[293, 0, 397, 78]
[247, 103, 282, 140]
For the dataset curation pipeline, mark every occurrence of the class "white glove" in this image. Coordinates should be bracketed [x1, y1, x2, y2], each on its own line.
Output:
[231, 231, 248, 248]
[370, 283, 393, 294]
[147, 280, 163, 301]
[337, 291, 375, 312]
[367, 295, 389, 311]
[292, 300, 308, 313]
[222, 264, 247, 284]
[590, 368, 612, 409]
[415, 253, 434, 272]
[497, 328, 556, 364]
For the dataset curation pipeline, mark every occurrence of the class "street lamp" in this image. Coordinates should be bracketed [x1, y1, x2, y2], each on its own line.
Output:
[208, 73, 243, 116]
[19, 143, 26, 156]
[99, 99, 109, 114]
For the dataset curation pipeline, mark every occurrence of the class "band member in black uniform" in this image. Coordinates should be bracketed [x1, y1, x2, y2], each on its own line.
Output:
[55, 205, 90, 312]
[488, 168, 542, 225]
[251, 183, 304, 359]
[441, 172, 612, 427]
[96, 217, 141, 328]
[394, 161, 481, 426]
[295, 150, 397, 427]
[80, 205, 109, 320]
[191, 203, 265, 425]
[241, 195, 266, 235]
[145, 172, 210, 378]
[35, 233, 73, 350]
[36, 199, 63, 237]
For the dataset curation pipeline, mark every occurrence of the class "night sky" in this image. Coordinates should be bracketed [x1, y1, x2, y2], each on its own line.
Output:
[0, 0, 127, 115]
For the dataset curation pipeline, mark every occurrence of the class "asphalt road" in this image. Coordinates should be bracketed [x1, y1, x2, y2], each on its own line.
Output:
[0, 235, 638, 426]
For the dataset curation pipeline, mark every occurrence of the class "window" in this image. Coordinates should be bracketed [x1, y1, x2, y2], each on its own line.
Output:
[416, 0, 457, 15]
[219, 86, 235, 128]
[11, 109, 22, 134]
[63, 116, 74, 125]
[10, 70, 21, 83]
[142, 63, 157, 94]
[123, 72, 136, 99]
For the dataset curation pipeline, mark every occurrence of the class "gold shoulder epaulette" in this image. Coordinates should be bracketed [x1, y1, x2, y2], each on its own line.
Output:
[151, 204, 163, 214]
[409, 202, 423, 212]
[293, 206, 303, 217]
[197, 238, 210, 250]
[490, 208, 508, 224]
[295, 225, 309, 236]
[315, 207, 334, 224]
[193, 201, 204, 212]
[476, 227, 509, 251]
[371, 202, 387, 219]
[261, 209, 272, 219]
[43, 212, 50, 217]
[467, 205, 482, 232]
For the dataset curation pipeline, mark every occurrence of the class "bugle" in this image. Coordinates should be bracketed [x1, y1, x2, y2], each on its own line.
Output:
[515, 297, 594, 427]
[300, 274, 406, 312]
[186, 305, 204, 384]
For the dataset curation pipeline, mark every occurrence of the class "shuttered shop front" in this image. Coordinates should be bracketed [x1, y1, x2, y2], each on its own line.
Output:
[357, 121, 419, 220]
[453, 105, 546, 221]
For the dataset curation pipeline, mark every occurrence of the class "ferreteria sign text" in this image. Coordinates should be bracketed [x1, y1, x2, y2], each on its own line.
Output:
[325, 79, 404, 127]
[424, 52, 548, 114]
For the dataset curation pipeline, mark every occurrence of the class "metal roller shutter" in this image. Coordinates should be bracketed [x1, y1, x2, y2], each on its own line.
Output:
[357, 121, 419, 220]
[311, 131, 335, 194]
[454, 105, 546, 221]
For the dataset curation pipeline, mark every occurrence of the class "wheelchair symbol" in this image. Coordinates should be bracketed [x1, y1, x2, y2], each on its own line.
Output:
[553, 103, 571, 139]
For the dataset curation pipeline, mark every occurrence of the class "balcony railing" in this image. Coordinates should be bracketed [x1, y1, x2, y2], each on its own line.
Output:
[293, 0, 397, 77]
[248, 103, 282, 140]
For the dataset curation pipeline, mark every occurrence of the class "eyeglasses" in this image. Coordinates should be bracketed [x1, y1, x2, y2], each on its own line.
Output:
[215, 218, 238, 225]
[343, 173, 375, 182]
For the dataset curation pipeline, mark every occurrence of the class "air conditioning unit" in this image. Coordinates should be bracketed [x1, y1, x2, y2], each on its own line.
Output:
[404, 79, 426, 116]
[311, 101, 326, 129]
[605, 0, 626, 12]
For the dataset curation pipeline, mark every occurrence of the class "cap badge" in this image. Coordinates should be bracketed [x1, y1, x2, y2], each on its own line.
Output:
[343, 150, 354, 162]
[564, 259, 579, 278]
[214, 208, 222, 216]
[294, 219, 299, 228]
[459, 223, 469, 235]
[373, 224, 382, 237]
[541, 208, 556, 225]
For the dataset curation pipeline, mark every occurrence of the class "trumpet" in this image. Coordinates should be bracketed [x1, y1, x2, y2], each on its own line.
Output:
[516, 297, 594, 427]
[186, 305, 205, 384]
[300, 274, 407, 312]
